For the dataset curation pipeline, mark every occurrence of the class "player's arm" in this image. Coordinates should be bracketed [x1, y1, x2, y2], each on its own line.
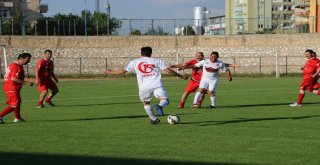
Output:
[226, 69, 232, 82]
[164, 68, 188, 80]
[312, 68, 320, 78]
[35, 62, 42, 85]
[12, 77, 34, 86]
[51, 73, 59, 83]
[105, 69, 128, 75]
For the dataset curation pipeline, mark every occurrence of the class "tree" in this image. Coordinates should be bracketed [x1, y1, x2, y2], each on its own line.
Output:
[183, 26, 196, 35]
[145, 25, 169, 35]
[130, 29, 141, 35]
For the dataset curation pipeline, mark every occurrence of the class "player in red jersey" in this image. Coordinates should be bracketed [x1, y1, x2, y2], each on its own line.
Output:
[35, 50, 59, 108]
[0, 53, 34, 124]
[290, 49, 320, 107]
[170, 52, 206, 108]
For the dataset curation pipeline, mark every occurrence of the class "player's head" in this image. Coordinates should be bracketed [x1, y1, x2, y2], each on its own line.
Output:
[17, 53, 32, 65]
[195, 52, 204, 61]
[141, 47, 152, 57]
[312, 51, 317, 58]
[44, 49, 53, 59]
[305, 49, 313, 59]
[210, 51, 219, 62]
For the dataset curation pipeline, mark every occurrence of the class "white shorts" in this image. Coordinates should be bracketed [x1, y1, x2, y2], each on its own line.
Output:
[139, 86, 168, 102]
[199, 78, 219, 92]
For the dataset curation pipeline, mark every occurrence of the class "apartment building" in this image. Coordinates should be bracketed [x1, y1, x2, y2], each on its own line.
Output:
[226, 0, 272, 34]
[309, 0, 320, 32]
[0, 0, 48, 21]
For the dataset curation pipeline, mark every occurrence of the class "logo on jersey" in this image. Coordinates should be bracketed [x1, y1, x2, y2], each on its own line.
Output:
[138, 62, 155, 74]
[205, 67, 219, 73]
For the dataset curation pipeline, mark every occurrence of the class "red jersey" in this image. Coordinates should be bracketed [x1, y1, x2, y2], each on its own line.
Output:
[3, 62, 25, 91]
[303, 58, 320, 79]
[185, 59, 203, 82]
[37, 59, 54, 78]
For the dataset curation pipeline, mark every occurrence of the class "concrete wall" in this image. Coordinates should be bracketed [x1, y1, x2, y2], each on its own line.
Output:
[1, 34, 319, 75]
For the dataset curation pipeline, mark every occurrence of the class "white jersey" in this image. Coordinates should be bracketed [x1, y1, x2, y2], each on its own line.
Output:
[195, 59, 227, 80]
[125, 57, 168, 91]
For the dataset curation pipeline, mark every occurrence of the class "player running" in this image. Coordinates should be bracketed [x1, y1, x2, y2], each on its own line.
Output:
[35, 50, 59, 108]
[192, 51, 232, 108]
[290, 49, 320, 107]
[105, 47, 188, 124]
[0, 53, 34, 124]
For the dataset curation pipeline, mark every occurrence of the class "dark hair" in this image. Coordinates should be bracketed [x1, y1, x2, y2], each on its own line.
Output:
[211, 51, 219, 58]
[45, 49, 52, 54]
[17, 53, 32, 59]
[141, 47, 152, 57]
[305, 49, 313, 54]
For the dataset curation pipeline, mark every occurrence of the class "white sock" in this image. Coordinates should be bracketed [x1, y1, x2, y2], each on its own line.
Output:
[210, 96, 216, 106]
[159, 99, 168, 108]
[144, 105, 157, 121]
[193, 92, 201, 104]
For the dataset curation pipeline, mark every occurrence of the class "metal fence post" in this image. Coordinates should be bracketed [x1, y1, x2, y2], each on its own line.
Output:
[233, 57, 236, 75]
[285, 56, 288, 75]
[275, 51, 280, 78]
[259, 57, 262, 75]
[11, 19, 13, 35]
[46, 19, 49, 36]
[96, 20, 99, 36]
[0, 19, 2, 36]
[79, 57, 82, 77]
[74, 19, 76, 36]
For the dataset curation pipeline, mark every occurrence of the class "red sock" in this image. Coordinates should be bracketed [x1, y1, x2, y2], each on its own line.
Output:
[317, 91, 320, 95]
[297, 94, 305, 105]
[45, 97, 51, 102]
[0, 106, 15, 117]
[13, 108, 21, 119]
[38, 101, 43, 106]
[178, 102, 184, 107]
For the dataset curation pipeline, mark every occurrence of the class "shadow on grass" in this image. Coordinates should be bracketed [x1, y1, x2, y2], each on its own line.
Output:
[40, 113, 198, 123]
[57, 101, 142, 108]
[0, 152, 258, 165]
[181, 115, 320, 126]
[200, 102, 320, 109]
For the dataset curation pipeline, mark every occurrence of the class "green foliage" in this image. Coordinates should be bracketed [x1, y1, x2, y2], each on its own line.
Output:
[33, 10, 122, 36]
[130, 29, 142, 36]
[183, 25, 195, 35]
[145, 25, 169, 35]
[0, 77, 319, 165]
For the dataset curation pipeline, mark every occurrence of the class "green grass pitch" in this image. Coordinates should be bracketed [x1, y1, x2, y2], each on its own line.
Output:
[0, 77, 319, 165]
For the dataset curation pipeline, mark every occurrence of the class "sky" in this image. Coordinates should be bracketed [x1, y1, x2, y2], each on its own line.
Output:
[41, 0, 225, 19]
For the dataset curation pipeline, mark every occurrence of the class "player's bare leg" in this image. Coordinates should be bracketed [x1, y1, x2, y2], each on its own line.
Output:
[38, 90, 48, 108]
[178, 92, 190, 109]
[45, 88, 59, 106]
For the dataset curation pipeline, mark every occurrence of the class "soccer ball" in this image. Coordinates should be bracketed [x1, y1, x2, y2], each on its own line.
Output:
[167, 114, 180, 124]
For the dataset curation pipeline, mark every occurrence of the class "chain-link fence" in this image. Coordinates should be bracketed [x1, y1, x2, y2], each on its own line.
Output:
[0, 17, 317, 36]
[0, 55, 306, 78]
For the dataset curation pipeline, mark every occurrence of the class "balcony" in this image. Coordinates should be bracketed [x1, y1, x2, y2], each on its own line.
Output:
[40, 4, 48, 13]
[0, 1, 13, 7]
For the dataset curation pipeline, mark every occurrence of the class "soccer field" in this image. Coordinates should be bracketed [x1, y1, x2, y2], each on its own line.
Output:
[0, 77, 319, 165]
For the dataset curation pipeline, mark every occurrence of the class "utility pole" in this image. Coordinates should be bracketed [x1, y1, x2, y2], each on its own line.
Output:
[105, 0, 111, 35]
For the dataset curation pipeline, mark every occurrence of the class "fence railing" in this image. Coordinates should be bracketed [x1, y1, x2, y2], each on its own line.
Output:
[0, 56, 306, 78]
[0, 16, 318, 36]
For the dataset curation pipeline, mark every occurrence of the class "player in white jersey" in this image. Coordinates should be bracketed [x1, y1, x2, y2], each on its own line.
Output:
[192, 51, 232, 108]
[105, 47, 188, 124]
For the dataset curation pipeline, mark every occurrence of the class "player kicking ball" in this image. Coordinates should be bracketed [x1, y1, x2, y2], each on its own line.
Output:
[105, 47, 188, 124]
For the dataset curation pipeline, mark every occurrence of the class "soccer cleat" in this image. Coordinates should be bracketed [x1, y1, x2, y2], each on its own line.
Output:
[191, 104, 200, 108]
[210, 105, 216, 109]
[14, 118, 26, 123]
[37, 104, 45, 108]
[0, 118, 4, 124]
[289, 103, 301, 107]
[150, 118, 160, 124]
[177, 105, 184, 109]
[45, 101, 56, 107]
[154, 104, 164, 116]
